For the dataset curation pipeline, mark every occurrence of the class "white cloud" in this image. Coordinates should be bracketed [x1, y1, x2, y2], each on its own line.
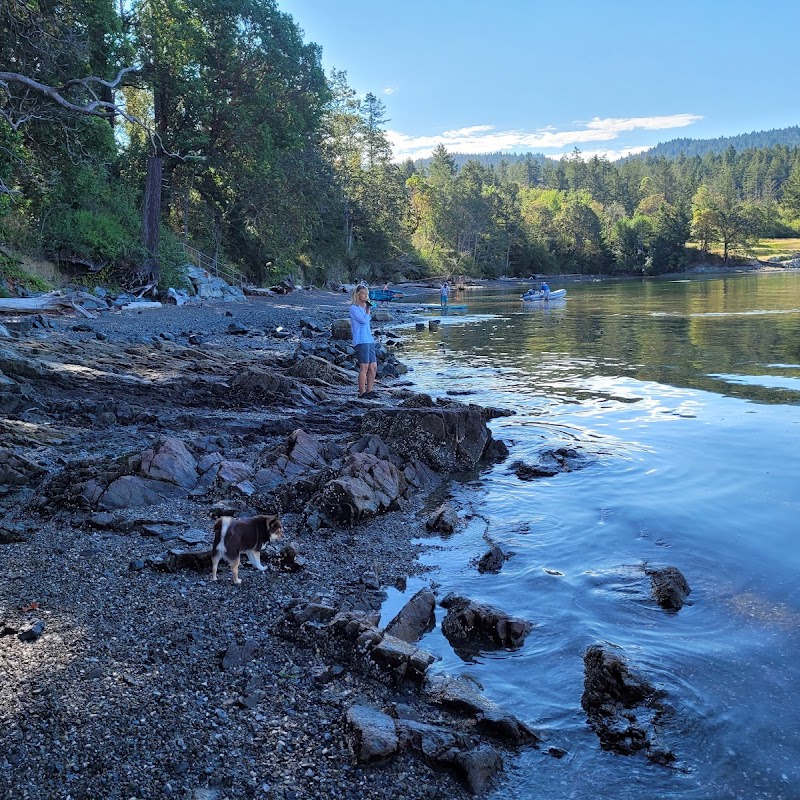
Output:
[383, 87, 396, 95]
[584, 114, 701, 133]
[388, 113, 703, 161]
[441, 125, 495, 137]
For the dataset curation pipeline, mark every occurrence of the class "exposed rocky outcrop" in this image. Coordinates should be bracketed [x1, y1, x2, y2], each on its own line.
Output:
[510, 447, 592, 480]
[476, 544, 508, 574]
[581, 644, 674, 764]
[361, 406, 506, 473]
[646, 565, 692, 611]
[0, 447, 47, 487]
[0, 287, 515, 800]
[309, 452, 408, 526]
[440, 594, 533, 658]
[426, 502, 459, 533]
[345, 704, 505, 795]
[423, 674, 539, 745]
[384, 587, 437, 643]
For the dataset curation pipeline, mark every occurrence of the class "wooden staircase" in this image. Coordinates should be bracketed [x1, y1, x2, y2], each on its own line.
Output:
[181, 243, 247, 288]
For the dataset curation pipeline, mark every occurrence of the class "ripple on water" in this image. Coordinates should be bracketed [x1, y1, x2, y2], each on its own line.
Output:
[389, 279, 800, 799]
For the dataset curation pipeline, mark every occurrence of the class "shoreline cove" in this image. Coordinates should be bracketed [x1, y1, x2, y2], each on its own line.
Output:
[0, 287, 526, 800]
[2, 266, 798, 799]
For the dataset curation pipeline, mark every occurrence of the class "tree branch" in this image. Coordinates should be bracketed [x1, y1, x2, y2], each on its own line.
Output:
[0, 70, 184, 160]
[0, 69, 141, 123]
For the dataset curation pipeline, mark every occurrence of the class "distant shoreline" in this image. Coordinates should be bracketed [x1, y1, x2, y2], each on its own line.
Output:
[391, 262, 799, 293]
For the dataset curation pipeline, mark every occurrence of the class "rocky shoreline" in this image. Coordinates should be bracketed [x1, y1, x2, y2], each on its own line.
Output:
[0, 287, 544, 800]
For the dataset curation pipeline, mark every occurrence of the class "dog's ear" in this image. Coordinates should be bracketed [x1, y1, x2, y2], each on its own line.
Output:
[267, 516, 283, 540]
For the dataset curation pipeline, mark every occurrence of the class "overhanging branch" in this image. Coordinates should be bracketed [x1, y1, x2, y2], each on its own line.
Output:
[1, 68, 142, 124]
[0, 69, 182, 159]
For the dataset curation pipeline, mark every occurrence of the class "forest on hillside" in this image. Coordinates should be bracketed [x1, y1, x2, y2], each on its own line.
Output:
[642, 126, 800, 160]
[2, 0, 800, 291]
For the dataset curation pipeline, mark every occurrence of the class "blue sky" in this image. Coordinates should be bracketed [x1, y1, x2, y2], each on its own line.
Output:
[278, 0, 799, 162]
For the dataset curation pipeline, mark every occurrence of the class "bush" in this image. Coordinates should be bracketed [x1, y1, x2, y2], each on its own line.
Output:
[44, 209, 135, 266]
[0, 255, 52, 296]
[156, 230, 192, 291]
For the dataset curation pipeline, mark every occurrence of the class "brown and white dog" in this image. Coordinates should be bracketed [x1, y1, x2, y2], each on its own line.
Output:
[211, 514, 283, 585]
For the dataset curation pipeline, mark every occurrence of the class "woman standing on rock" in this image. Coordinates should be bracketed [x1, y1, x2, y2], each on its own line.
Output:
[350, 284, 377, 398]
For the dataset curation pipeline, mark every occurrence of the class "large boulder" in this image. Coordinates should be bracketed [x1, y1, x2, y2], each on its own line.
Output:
[137, 436, 198, 489]
[440, 594, 533, 657]
[581, 644, 673, 762]
[646, 566, 691, 611]
[254, 428, 341, 491]
[384, 587, 436, 643]
[346, 705, 398, 763]
[331, 319, 352, 340]
[185, 265, 246, 301]
[426, 502, 459, 534]
[311, 452, 407, 525]
[361, 406, 503, 473]
[452, 745, 505, 795]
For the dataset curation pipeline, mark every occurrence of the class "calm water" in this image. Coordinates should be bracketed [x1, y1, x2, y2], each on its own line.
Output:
[383, 272, 800, 800]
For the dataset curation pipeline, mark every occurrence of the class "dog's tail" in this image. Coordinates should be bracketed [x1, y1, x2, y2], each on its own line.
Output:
[212, 516, 230, 550]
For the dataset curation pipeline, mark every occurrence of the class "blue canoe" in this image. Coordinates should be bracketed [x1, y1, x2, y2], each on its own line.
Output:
[369, 288, 405, 302]
[521, 288, 567, 301]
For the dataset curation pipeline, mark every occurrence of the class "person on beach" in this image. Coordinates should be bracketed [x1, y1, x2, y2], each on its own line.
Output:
[540, 281, 550, 300]
[350, 284, 377, 398]
[440, 281, 450, 307]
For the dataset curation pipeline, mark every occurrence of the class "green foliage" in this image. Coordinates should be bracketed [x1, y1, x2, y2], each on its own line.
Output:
[642, 126, 800, 160]
[156, 230, 192, 291]
[646, 203, 691, 274]
[782, 162, 800, 219]
[44, 210, 130, 264]
[611, 215, 652, 273]
[4, 0, 800, 285]
[0, 255, 52, 295]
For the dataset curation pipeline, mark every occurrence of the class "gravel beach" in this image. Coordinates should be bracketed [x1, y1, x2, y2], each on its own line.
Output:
[0, 287, 486, 800]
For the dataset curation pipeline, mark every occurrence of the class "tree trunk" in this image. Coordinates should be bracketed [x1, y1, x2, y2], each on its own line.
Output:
[344, 204, 353, 255]
[142, 155, 163, 284]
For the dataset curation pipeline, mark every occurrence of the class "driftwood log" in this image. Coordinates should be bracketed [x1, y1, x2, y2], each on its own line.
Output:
[0, 291, 100, 317]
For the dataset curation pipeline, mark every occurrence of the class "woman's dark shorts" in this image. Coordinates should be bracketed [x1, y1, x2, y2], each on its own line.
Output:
[355, 343, 377, 365]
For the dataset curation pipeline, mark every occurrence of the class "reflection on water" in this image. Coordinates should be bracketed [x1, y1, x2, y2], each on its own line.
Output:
[390, 272, 800, 799]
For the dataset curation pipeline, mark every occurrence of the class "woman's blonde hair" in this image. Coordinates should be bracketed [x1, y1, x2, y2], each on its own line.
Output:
[351, 284, 368, 304]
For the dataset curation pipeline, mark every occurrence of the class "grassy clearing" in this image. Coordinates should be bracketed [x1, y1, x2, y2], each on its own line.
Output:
[687, 239, 800, 261]
[748, 238, 800, 258]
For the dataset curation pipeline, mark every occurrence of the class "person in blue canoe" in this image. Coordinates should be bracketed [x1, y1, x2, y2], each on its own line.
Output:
[540, 281, 550, 300]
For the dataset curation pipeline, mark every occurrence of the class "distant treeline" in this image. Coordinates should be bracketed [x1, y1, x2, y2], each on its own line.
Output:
[641, 126, 800, 160]
[401, 141, 800, 277]
[414, 152, 551, 171]
[2, 1, 800, 288]
[412, 126, 800, 171]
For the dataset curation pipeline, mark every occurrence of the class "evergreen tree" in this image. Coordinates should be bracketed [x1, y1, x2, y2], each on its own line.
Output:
[647, 202, 690, 274]
[780, 161, 800, 218]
